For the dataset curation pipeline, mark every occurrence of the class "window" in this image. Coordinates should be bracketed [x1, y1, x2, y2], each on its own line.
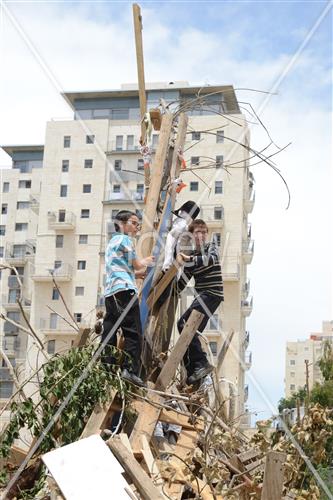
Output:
[191, 156, 200, 166]
[137, 159, 144, 171]
[1, 204, 7, 214]
[54, 260, 62, 269]
[190, 182, 199, 191]
[192, 132, 201, 141]
[15, 223, 28, 231]
[50, 313, 58, 329]
[58, 210, 66, 222]
[18, 180, 31, 189]
[84, 159, 93, 169]
[290, 384, 295, 391]
[216, 130, 224, 143]
[113, 184, 121, 193]
[79, 234, 88, 244]
[75, 286, 84, 296]
[3, 182, 9, 193]
[86, 135, 95, 144]
[115, 135, 123, 150]
[0, 225, 5, 236]
[74, 313, 82, 323]
[17, 201, 29, 210]
[52, 288, 60, 300]
[111, 109, 129, 120]
[214, 206, 224, 220]
[215, 181, 223, 194]
[290, 372, 295, 377]
[114, 160, 122, 171]
[62, 160, 69, 172]
[136, 184, 144, 194]
[83, 184, 91, 193]
[0, 246, 3, 257]
[81, 209, 90, 219]
[47, 340, 56, 355]
[126, 135, 134, 150]
[290, 359, 296, 366]
[0, 381, 13, 398]
[60, 185, 67, 197]
[209, 313, 219, 330]
[8, 289, 19, 303]
[77, 260, 86, 270]
[216, 155, 224, 168]
[55, 235, 64, 248]
[212, 233, 222, 246]
[64, 136, 71, 148]
[152, 134, 159, 148]
[111, 209, 118, 220]
[209, 341, 218, 356]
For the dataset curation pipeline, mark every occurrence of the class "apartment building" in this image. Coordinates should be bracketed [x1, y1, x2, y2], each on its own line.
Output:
[1, 81, 254, 423]
[285, 320, 333, 398]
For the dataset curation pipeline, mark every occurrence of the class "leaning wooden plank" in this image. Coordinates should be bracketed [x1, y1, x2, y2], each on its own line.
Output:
[261, 451, 286, 500]
[141, 436, 165, 494]
[107, 436, 165, 500]
[216, 329, 234, 373]
[73, 327, 91, 348]
[155, 310, 205, 390]
[146, 264, 178, 309]
[130, 392, 163, 455]
[132, 4, 147, 143]
[80, 388, 117, 438]
[237, 448, 262, 463]
[159, 408, 204, 431]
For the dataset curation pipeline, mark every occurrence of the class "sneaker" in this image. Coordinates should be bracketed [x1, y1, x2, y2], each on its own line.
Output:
[121, 368, 146, 388]
[187, 364, 214, 385]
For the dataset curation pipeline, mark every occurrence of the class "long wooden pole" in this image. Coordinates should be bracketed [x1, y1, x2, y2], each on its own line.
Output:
[132, 3, 147, 143]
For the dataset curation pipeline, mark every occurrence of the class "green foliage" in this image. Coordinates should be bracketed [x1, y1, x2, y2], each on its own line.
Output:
[318, 340, 333, 381]
[0, 344, 126, 498]
[278, 387, 307, 413]
[310, 380, 333, 408]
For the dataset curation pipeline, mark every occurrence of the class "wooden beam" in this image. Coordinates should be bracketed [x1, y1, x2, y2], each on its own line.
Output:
[139, 113, 173, 258]
[155, 310, 204, 390]
[146, 264, 178, 309]
[216, 329, 234, 373]
[159, 408, 204, 431]
[107, 436, 165, 500]
[129, 392, 163, 455]
[261, 451, 286, 500]
[132, 3, 147, 143]
[73, 327, 91, 348]
[80, 389, 117, 438]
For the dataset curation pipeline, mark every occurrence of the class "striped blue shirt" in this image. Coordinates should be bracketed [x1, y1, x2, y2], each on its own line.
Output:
[104, 234, 138, 297]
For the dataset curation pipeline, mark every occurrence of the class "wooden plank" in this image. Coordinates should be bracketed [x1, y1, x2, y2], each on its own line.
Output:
[173, 429, 197, 460]
[141, 436, 165, 494]
[155, 310, 204, 390]
[238, 448, 261, 463]
[146, 264, 178, 309]
[159, 408, 204, 431]
[118, 433, 133, 454]
[261, 451, 286, 500]
[139, 113, 173, 258]
[163, 482, 184, 500]
[107, 436, 165, 500]
[132, 3, 147, 143]
[216, 329, 234, 373]
[129, 392, 163, 455]
[80, 389, 117, 438]
[73, 327, 91, 348]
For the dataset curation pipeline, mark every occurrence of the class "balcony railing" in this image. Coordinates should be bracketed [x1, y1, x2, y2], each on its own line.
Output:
[8, 275, 24, 288]
[39, 317, 78, 336]
[48, 211, 76, 230]
[244, 330, 250, 349]
[107, 141, 140, 153]
[245, 351, 252, 370]
[105, 190, 144, 202]
[242, 240, 254, 264]
[244, 190, 255, 213]
[241, 297, 253, 317]
[31, 263, 72, 282]
[5, 243, 34, 264]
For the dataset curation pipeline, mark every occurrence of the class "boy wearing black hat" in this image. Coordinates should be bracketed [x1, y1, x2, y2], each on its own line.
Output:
[176, 219, 224, 384]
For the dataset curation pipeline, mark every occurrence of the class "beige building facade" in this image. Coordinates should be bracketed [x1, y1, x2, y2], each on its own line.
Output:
[1, 82, 254, 423]
[284, 320, 333, 398]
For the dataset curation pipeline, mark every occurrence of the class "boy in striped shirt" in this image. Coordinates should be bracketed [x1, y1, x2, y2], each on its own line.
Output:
[176, 219, 224, 384]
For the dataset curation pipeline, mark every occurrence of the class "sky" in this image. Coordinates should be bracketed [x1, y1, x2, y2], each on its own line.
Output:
[0, 0, 332, 423]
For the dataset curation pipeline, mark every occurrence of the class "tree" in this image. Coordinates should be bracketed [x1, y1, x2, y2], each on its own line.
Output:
[278, 387, 307, 413]
[318, 340, 333, 381]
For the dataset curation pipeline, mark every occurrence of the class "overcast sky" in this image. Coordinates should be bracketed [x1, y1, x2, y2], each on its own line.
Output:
[0, 1, 332, 422]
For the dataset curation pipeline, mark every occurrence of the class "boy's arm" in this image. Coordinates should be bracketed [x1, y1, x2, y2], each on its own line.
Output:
[192, 242, 220, 267]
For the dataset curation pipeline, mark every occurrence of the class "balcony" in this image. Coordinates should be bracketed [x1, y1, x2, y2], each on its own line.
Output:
[242, 279, 250, 299]
[241, 297, 253, 317]
[5, 243, 34, 265]
[31, 263, 72, 282]
[244, 330, 250, 350]
[105, 190, 144, 203]
[29, 194, 40, 214]
[245, 351, 252, 370]
[244, 384, 249, 402]
[222, 255, 240, 281]
[107, 141, 140, 154]
[48, 211, 76, 231]
[244, 190, 255, 213]
[242, 240, 254, 264]
[39, 317, 88, 337]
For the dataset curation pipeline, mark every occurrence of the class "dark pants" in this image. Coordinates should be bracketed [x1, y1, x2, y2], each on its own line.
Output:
[177, 292, 223, 376]
[101, 289, 142, 375]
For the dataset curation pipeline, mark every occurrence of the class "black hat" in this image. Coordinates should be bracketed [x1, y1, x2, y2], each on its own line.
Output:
[172, 200, 200, 220]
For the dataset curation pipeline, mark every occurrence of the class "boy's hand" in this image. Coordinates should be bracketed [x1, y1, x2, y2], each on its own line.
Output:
[142, 255, 155, 267]
[135, 268, 147, 279]
[179, 252, 192, 262]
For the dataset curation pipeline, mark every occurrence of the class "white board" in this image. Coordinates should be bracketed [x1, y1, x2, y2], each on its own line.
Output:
[42, 435, 131, 500]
